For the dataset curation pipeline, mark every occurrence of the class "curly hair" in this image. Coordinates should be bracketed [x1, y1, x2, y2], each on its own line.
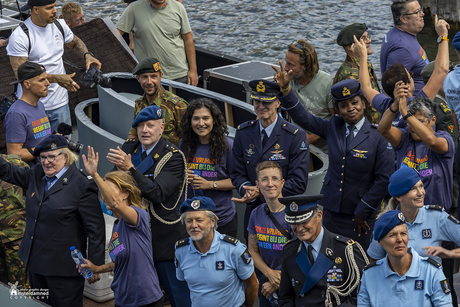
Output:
[180, 98, 229, 164]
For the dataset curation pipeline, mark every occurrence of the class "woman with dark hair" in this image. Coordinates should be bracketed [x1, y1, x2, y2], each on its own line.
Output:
[179, 98, 237, 237]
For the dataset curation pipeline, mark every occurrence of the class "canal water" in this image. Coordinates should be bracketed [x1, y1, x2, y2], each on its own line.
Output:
[3, 0, 460, 78]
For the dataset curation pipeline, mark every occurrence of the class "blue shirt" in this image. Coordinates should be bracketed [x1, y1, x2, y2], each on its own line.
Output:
[175, 230, 254, 307]
[367, 206, 460, 263]
[302, 227, 324, 261]
[358, 248, 452, 307]
[444, 65, 460, 122]
[259, 115, 278, 141]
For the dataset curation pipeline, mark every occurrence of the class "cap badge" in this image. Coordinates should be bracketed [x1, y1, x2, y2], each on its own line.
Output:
[342, 87, 351, 97]
[191, 200, 201, 210]
[157, 109, 162, 118]
[290, 202, 298, 212]
[256, 81, 266, 93]
[335, 257, 342, 264]
[153, 62, 161, 71]
[398, 212, 405, 222]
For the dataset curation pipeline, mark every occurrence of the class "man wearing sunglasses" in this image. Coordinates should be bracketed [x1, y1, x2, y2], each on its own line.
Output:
[59, 2, 86, 28]
[381, 1, 431, 95]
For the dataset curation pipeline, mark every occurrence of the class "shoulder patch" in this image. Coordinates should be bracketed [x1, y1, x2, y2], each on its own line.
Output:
[448, 215, 460, 224]
[222, 235, 239, 245]
[241, 248, 252, 264]
[440, 279, 451, 294]
[175, 238, 189, 248]
[237, 120, 255, 130]
[428, 205, 443, 211]
[426, 257, 442, 268]
[167, 95, 181, 105]
[363, 261, 378, 271]
[281, 121, 299, 135]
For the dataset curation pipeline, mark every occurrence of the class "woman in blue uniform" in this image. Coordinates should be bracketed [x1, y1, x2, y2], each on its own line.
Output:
[273, 72, 394, 250]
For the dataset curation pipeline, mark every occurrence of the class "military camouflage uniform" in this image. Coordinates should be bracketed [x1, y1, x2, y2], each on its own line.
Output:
[333, 54, 381, 124]
[0, 154, 28, 287]
[128, 86, 188, 145]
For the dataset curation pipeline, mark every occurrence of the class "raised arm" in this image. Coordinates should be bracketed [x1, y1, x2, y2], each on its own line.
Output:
[352, 35, 380, 103]
[377, 83, 405, 147]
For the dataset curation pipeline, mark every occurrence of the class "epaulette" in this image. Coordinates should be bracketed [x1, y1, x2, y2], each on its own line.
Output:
[237, 120, 256, 131]
[334, 234, 351, 244]
[79, 169, 93, 180]
[175, 238, 189, 248]
[427, 205, 443, 211]
[371, 123, 379, 129]
[448, 215, 460, 224]
[222, 235, 239, 245]
[363, 261, 378, 271]
[167, 94, 181, 105]
[121, 138, 140, 154]
[281, 122, 299, 135]
[425, 257, 442, 268]
[439, 101, 451, 114]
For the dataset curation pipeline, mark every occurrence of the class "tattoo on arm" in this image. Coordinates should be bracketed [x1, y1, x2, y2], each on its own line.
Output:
[68, 35, 88, 56]
[9, 56, 28, 79]
[248, 233, 259, 252]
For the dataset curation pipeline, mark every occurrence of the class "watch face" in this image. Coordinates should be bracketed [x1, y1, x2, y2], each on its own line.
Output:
[213, 182, 217, 188]
[437, 36, 443, 43]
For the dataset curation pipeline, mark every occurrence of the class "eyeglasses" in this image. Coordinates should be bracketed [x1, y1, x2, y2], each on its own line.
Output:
[291, 41, 308, 60]
[361, 33, 371, 41]
[76, 16, 84, 23]
[404, 7, 424, 17]
[39, 152, 63, 163]
[259, 177, 282, 184]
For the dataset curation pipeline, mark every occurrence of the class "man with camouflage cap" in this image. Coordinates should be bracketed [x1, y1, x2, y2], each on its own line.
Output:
[333, 23, 380, 123]
[127, 57, 188, 146]
[0, 154, 28, 287]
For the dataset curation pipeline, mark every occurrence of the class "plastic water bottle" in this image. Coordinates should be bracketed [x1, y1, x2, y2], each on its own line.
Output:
[193, 170, 204, 197]
[70, 246, 93, 279]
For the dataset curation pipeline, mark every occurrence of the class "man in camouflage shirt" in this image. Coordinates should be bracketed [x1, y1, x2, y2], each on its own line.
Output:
[0, 154, 28, 287]
[334, 23, 381, 124]
[128, 57, 188, 145]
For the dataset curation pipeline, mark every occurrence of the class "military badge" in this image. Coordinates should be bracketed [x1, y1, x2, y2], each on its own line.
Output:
[440, 279, 451, 294]
[50, 143, 57, 150]
[216, 261, 224, 270]
[300, 141, 308, 150]
[249, 144, 255, 149]
[326, 248, 333, 257]
[157, 109, 162, 118]
[448, 125, 455, 134]
[256, 81, 266, 93]
[291, 278, 296, 287]
[246, 148, 255, 157]
[153, 62, 161, 71]
[422, 229, 432, 239]
[342, 87, 351, 97]
[415, 280, 424, 290]
[63, 178, 68, 184]
[290, 202, 298, 212]
[335, 257, 342, 264]
[274, 144, 280, 150]
[326, 266, 343, 282]
[191, 200, 201, 210]
[241, 248, 252, 264]
[398, 212, 405, 222]
[154, 153, 160, 159]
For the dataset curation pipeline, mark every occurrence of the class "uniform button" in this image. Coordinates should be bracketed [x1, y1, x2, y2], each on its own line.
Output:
[339, 189, 342, 192]
[31, 236, 33, 239]
[343, 157, 345, 160]
[342, 165, 344, 168]
[296, 281, 299, 284]
[34, 219, 37, 222]
[341, 173, 343, 176]
[322, 180, 325, 183]
[340, 181, 343, 184]
[247, 161, 249, 164]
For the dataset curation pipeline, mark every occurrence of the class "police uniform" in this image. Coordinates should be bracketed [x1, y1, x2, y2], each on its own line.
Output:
[0, 154, 28, 287]
[278, 195, 368, 307]
[175, 197, 255, 307]
[278, 79, 394, 249]
[123, 105, 190, 307]
[231, 80, 310, 240]
[0, 135, 105, 307]
[128, 57, 189, 145]
[359, 210, 453, 307]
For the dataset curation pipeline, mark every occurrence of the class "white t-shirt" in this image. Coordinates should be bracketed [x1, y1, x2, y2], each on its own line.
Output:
[7, 18, 74, 111]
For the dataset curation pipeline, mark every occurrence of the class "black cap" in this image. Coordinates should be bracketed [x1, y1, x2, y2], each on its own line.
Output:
[10, 62, 46, 85]
[248, 79, 280, 102]
[280, 194, 323, 224]
[132, 57, 162, 75]
[20, 0, 56, 11]
[337, 23, 368, 46]
[330, 79, 362, 102]
[32, 135, 67, 156]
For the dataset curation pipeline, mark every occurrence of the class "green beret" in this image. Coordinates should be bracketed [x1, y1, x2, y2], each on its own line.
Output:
[337, 23, 368, 46]
[132, 57, 162, 75]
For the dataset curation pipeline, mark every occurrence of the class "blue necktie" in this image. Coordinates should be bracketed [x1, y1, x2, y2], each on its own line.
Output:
[346, 125, 355, 147]
[261, 129, 268, 148]
[45, 176, 57, 192]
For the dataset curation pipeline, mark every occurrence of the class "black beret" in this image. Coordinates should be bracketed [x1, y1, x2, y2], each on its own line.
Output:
[337, 23, 368, 46]
[132, 57, 162, 75]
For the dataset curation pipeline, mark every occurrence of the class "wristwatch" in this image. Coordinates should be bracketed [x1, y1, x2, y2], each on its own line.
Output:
[437, 36, 449, 43]
[403, 110, 414, 121]
[128, 166, 137, 175]
[213, 181, 217, 189]
[84, 51, 95, 60]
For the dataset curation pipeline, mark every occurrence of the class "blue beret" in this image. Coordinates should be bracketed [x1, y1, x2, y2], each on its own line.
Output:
[249, 79, 280, 102]
[132, 105, 164, 128]
[331, 79, 362, 102]
[388, 166, 421, 197]
[453, 32, 460, 51]
[374, 210, 406, 241]
[179, 196, 216, 214]
[32, 134, 67, 156]
[279, 194, 323, 224]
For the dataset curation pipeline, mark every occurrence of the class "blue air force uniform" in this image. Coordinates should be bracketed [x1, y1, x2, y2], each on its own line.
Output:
[278, 80, 394, 249]
[359, 248, 452, 307]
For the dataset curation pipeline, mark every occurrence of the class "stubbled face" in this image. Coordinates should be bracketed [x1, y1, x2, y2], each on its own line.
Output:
[137, 72, 163, 97]
[406, 111, 435, 142]
[40, 149, 66, 177]
[25, 72, 50, 98]
[185, 211, 215, 242]
[378, 223, 409, 258]
[256, 167, 284, 201]
[400, 1, 425, 35]
[337, 95, 366, 125]
[35, 3, 57, 24]
[67, 12, 85, 28]
[396, 180, 425, 208]
[136, 119, 164, 149]
[290, 210, 322, 244]
[284, 51, 305, 82]
[191, 107, 214, 141]
[361, 31, 373, 55]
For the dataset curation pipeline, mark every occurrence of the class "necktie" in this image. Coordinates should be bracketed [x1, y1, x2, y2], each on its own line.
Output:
[45, 176, 57, 192]
[141, 151, 147, 160]
[261, 129, 268, 148]
[346, 125, 355, 147]
[307, 244, 315, 265]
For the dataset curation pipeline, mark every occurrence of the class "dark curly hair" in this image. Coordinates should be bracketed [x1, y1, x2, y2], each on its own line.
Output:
[180, 98, 229, 164]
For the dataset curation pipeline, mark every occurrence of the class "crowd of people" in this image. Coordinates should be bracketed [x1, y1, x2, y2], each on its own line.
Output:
[2, 0, 460, 306]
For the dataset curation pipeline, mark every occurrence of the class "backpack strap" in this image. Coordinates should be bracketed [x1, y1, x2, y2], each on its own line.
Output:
[19, 20, 65, 56]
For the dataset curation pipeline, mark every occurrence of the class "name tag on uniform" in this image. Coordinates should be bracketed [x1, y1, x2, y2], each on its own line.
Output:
[422, 229, 432, 239]
[415, 280, 424, 290]
[216, 261, 224, 270]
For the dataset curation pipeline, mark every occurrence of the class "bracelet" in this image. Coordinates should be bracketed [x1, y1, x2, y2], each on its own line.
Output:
[389, 105, 397, 114]
[280, 85, 291, 93]
[27, 148, 34, 155]
[84, 51, 95, 61]
[108, 263, 113, 272]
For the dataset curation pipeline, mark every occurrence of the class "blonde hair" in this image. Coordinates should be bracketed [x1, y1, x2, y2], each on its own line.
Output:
[376, 197, 399, 219]
[60, 2, 83, 21]
[60, 148, 78, 167]
[104, 171, 144, 209]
